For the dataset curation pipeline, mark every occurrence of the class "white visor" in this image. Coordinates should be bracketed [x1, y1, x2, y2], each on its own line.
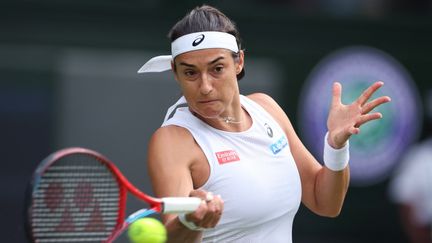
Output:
[138, 31, 239, 73]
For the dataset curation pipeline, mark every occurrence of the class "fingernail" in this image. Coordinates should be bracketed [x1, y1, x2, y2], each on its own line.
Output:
[206, 192, 214, 201]
[216, 194, 223, 202]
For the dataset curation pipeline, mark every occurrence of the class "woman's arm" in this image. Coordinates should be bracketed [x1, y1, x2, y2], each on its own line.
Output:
[147, 126, 223, 242]
[250, 92, 348, 216]
[249, 82, 390, 217]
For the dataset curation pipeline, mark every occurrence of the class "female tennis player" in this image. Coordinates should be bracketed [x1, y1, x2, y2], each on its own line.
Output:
[140, 5, 391, 242]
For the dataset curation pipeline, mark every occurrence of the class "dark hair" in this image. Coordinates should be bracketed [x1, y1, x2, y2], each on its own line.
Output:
[168, 5, 245, 80]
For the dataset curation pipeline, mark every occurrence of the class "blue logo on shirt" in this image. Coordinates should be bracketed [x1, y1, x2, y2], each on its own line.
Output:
[270, 136, 288, 154]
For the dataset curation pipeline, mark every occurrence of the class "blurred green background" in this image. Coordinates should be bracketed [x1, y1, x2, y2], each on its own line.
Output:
[2, 0, 431, 242]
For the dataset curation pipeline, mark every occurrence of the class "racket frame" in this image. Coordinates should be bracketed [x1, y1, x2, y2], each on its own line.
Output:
[29, 147, 168, 242]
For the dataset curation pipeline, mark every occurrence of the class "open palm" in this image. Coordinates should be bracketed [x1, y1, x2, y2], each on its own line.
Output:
[327, 81, 391, 149]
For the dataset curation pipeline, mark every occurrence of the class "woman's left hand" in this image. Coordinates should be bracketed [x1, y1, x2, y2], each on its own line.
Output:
[327, 81, 391, 149]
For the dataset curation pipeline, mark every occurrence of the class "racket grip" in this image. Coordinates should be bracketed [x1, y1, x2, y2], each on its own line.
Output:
[161, 197, 202, 214]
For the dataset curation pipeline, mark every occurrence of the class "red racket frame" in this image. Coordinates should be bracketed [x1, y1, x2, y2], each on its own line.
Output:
[31, 147, 164, 242]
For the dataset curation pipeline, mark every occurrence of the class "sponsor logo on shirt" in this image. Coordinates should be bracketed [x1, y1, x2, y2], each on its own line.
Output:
[270, 136, 288, 155]
[264, 123, 273, 138]
[215, 150, 240, 164]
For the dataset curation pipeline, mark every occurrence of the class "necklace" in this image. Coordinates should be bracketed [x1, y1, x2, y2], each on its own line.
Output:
[221, 116, 243, 124]
[191, 110, 243, 124]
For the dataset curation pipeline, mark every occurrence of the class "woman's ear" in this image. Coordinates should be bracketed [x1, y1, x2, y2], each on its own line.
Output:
[236, 50, 245, 74]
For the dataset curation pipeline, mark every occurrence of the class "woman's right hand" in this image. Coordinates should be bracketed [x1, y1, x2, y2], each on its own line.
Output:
[183, 189, 224, 229]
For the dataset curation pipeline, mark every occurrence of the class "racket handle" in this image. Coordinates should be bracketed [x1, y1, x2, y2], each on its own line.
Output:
[161, 197, 202, 214]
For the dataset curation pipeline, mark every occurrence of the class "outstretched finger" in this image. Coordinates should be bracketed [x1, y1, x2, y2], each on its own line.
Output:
[362, 96, 391, 114]
[355, 112, 383, 127]
[331, 82, 342, 107]
[357, 81, 384, 106]
[348, 126, 360, 135]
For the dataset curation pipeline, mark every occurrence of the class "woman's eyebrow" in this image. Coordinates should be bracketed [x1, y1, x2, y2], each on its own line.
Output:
[178, 56, 225, 67]
[209, 56, 224, 65]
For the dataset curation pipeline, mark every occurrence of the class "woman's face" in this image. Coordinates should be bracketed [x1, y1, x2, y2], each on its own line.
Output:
[173, 48, 244, 120]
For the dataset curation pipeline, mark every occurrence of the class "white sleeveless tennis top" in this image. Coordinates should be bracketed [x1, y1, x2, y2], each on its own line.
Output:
[162, 95, 302, 243]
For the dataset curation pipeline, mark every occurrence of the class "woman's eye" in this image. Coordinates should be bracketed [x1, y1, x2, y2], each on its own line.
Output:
[214, 66, 224, 73]
[184, 70, 196, 76]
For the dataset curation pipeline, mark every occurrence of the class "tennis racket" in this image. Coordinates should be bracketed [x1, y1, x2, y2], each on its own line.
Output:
[26, 147, 201, 243]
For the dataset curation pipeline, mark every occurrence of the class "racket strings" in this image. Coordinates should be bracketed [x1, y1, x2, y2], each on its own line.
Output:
[31, 154, 121, 242]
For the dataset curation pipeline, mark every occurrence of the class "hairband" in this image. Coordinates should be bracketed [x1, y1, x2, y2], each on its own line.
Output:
[138, 31, 239, 73]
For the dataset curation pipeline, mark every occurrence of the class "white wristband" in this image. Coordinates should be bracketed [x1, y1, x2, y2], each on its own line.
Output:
[323, 132, 350, 171]
[178, 214, 204, 231]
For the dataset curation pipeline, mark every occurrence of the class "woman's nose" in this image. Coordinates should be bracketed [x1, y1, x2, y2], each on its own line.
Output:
[199, 73, 213, 95]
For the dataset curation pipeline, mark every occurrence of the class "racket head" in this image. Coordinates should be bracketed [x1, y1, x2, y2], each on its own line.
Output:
[27, 147, 161, 243]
